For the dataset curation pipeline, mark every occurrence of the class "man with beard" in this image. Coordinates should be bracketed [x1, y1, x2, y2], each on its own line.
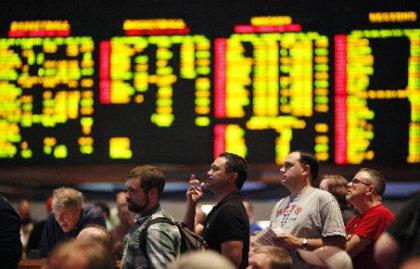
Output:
[182, 152, 250, 269]
[121, 165, 181, 269]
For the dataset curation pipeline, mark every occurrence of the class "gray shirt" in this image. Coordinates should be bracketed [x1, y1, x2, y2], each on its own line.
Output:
[268, 188, 346, 268]
[269, 188, 346, 238]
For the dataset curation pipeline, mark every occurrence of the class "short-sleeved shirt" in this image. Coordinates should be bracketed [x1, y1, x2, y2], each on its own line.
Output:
[202, 192, 250, 269]
[388, 192, 420, 262]
[346, 203, 395, 269]
[269, 188, 346, 238]
[268, 188, 346, 269]
[39, 205, 106, 257]
[121, 205, 181, 269]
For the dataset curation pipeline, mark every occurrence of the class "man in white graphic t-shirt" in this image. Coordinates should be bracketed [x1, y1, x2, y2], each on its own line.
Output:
[254, 151, 346, 268]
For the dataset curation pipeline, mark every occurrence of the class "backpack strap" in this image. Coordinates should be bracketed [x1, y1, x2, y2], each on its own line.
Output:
[139, 217, 175, 257]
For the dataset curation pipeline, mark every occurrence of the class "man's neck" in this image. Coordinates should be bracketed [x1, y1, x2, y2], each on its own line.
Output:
[355, 198, 382, 214]
[289, 181, 312, 196]
[214, 187, 237, 203]
[139, 203, 159, 217]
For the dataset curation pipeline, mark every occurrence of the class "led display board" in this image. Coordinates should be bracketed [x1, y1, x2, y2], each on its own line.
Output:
[0, 0, 419, 166]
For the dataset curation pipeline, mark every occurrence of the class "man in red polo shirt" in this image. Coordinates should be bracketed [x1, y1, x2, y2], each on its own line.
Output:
[345, 168, 395, 269]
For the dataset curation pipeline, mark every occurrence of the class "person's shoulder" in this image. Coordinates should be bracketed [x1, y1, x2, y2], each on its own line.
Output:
[146, 213, 181, 238]
[312, 188, 336, 200]
[309, 188, 341, 209]
[272, 195, 289, 208]
[376, 204, 395, 219]
[148, 210, 178, 229]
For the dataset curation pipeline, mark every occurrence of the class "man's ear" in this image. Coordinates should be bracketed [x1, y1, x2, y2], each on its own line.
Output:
[148, 188, 159, 202]
[366, 185, 375, 196]
[302, 164, 311, 177]
[228, 171, 239, 182]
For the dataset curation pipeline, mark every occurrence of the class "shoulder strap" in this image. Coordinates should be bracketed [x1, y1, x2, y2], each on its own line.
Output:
[139, 217, 174, 256]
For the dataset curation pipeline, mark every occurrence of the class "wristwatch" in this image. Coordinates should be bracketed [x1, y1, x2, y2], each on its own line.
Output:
[302, 238, 308, 249]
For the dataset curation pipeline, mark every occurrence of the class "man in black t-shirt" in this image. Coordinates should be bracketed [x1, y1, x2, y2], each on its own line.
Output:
[183, 152, 250, 269]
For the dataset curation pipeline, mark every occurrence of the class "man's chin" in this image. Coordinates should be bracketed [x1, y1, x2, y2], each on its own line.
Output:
[128, 203, 147, 214]
[60, 226, 72, 233]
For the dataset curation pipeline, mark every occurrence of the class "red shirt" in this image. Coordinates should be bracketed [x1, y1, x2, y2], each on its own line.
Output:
[346, 204, 395, 269]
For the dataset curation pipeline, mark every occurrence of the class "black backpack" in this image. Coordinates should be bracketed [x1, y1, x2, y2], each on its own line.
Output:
[139, 217, 208, 254]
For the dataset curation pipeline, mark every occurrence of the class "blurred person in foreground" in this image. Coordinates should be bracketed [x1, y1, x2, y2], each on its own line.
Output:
[318, 175, 355, 224]
[39, 187, 106, 257]
[0, 195, 22, 269]
[167, 250, 236, 269]
[374, 191, 420, 269]
[399, 256, 420, 269]
[254, 151, 346, 268]
[121, 165, 181, 269]
[44, 239, 114, 269]
[247, 245, 292, 269]
[298, 245, 352, 269]
[345, 168, 394, 269]
[77, 224, 114, 256]
[183, 152, 250, 269]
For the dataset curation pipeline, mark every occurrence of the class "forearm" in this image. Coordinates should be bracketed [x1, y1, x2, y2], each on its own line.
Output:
[182, 201, 196, 231]
[221, 241, 243, 268]
[345, 234, 371, 257]
[274, 234, 345, 250]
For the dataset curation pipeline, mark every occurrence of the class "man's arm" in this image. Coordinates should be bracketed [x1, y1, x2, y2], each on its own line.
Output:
[274, 234, 345, 250]
[221, 240, 243, 268]
[345, 234, 371, 257]
[182, 175, 204, 230]
[147, 224, 181, 269]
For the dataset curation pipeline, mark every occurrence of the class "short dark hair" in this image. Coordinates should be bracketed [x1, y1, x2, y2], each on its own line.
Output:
[359, 168, 386, 196]
[127, 165, 166, 197]
[219, 152, 248, 190]
[296, 151, 319, 182]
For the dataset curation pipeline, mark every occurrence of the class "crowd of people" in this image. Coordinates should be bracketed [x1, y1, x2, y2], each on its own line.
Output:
[0, 150, 419, 269]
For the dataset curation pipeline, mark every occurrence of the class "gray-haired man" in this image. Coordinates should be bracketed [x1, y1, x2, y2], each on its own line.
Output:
[39, 187, 106, 257]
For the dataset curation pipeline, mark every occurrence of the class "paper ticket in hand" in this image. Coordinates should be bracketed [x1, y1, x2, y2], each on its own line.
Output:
[254, 228, 278, 245]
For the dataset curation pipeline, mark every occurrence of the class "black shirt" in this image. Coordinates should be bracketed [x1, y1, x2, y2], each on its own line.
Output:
[0, 195, 22, 269]
[388, 192, 420, 262]
[202, 192, 250, 269]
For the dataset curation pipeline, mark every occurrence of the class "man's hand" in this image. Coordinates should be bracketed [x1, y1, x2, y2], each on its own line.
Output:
[186, 174, 205, 205]
[273, 233, 302, 250]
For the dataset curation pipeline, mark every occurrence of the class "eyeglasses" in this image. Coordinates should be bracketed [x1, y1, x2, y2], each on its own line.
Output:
[351, 178, 371, 186]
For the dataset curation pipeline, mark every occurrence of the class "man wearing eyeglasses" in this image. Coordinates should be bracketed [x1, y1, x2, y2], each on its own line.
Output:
[254, 151, 346, 268]
[345, 168, 395, 269]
